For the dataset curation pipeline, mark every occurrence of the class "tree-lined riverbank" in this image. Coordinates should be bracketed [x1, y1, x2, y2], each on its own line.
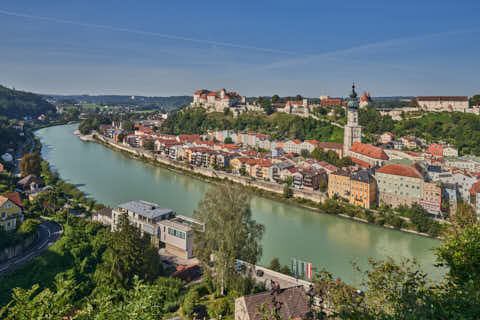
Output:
[37, 124, 443, 285]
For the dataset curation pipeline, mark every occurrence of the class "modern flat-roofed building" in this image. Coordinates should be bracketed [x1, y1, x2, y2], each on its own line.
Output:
[112, 200, 174, 246]
[158, 215, 204, 259]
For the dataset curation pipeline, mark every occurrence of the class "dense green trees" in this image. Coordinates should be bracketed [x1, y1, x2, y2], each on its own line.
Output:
[359, 106, 395, 136]
[470, 94, 480, 106]
[0, 85, 55, 120]
[313, 223, 480, 319]
[193, 185, 265, 295]
[162, 108, 343, 142]
[393, 112, 480, 154]
[0, 116, 26, 154]
[19, 152, 42, 176]
[309, 147, 353, 168]
[96, 212, 161, 289]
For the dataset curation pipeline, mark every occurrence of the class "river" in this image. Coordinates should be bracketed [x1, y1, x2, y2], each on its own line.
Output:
[37, 124, 443, 284]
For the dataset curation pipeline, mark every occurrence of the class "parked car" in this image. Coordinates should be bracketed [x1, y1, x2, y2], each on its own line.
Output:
[256, 269, 264, 277]
[236, 261, 245, 272]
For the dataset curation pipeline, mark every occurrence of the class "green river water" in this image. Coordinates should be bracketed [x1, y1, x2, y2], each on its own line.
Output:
[37, 124, 443, 285]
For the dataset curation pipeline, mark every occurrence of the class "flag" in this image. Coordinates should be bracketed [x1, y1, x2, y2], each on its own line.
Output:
[306, 263, 312, 280]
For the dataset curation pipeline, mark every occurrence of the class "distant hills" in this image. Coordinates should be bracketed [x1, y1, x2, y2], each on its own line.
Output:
[0, 85, 56, 120]
[42, 94, 193, 110]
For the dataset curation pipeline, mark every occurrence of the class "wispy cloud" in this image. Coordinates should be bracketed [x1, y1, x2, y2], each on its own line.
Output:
[259, 28, 480, 70]
[0, 9, 300, 56]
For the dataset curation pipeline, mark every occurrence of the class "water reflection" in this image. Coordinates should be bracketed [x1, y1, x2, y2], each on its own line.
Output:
[36, 124, 443, 285]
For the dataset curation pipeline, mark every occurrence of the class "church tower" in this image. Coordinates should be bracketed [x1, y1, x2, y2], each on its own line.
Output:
[343, 83, 362, 156]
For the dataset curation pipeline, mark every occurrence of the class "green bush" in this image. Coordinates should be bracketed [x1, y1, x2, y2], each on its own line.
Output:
[207, 298, 231, 319]
[182, 290, 199, 317]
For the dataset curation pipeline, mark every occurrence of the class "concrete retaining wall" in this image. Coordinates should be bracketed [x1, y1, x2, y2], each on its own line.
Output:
[0, 234, 37, 263]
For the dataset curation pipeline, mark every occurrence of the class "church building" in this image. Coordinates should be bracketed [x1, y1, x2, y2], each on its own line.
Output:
[343, 84, 362, 156]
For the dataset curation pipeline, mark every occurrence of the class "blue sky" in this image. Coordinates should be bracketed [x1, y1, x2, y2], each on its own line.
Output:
[1, 1, 479, 97]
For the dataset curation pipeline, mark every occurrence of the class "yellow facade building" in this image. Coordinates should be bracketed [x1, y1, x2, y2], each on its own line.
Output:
[0, 195, 23, 231]
[328, 170, 376, 209]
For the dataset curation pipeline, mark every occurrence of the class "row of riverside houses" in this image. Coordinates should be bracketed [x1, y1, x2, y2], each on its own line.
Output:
[96, 85, 480, 220]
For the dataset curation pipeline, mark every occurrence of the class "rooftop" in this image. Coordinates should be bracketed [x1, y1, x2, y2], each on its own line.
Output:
[158, 214, 204, 232]
[376, 163, 424, 179]
[117, 200, 173, 220]
[238, 286, 310, 320]
[350, 142, 389, 160]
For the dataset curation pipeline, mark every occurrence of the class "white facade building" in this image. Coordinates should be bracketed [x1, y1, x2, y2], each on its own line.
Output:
[416, 96, 469, 112]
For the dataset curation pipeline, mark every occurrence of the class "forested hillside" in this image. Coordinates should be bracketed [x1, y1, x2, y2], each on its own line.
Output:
[161, 108, 344, 142]
[0, 85, 56, 120]
[393, 112, 480, 155]
[43, 94, 192, 110]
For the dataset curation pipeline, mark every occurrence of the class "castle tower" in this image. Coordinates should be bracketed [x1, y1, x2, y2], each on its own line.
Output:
[343, 83, 362, 156]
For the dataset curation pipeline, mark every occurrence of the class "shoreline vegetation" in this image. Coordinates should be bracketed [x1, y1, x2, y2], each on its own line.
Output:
[72, 128, 444, 240]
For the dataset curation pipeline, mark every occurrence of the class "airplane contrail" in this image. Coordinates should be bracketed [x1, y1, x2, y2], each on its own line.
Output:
[0, 9, 300, 56]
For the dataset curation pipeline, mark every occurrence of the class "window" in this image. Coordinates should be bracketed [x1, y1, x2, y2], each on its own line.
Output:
[168, 228, 185, 239]
[1, 212, 5, 218]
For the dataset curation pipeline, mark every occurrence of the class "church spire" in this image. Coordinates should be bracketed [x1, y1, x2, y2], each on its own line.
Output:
[349, 82, 357, 99]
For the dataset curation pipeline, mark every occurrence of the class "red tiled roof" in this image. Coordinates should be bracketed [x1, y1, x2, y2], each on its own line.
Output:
[361, 91, 369, 101]
[1, 192, 22, 207]
[350, 142, 388, 160]
[376, 163, 424, 179]
[470, 181, 480, 195]
[417, 96, 468, 102]
[207, 92, 217, 96]
[351, 157, 372, 168]
[318, 142, 343, 150]
[286, 100, 303, 105]
[291, 139, 302, 144]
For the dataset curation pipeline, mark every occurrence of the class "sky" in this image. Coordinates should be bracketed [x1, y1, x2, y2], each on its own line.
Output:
[0, 1, 479, 97]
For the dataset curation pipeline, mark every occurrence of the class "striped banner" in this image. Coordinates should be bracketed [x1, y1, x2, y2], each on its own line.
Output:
[306, 263, 312, 280]
[291, 258, 313, 280]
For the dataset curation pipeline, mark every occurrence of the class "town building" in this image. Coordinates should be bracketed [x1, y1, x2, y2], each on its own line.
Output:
[343, 84, 362, 156]
[16, 175, 45, 193]
[444, 156, 480, 172]
[157, 215, 204, 259]
[443, 146, 458, 157]
[292, 167, 327, 191]
[0, 193, 23, 231]
[416, 96, 469, 112]
[328, 170, 351, 200]
[375, 163, 441, 213]
[442, 183, 458, 215]
[469, 181, 480, 218]
[191, 88, 246, 112]
[438, 171, 478, 201]
[380, 132, 394, 144]
[349, 170, 377, 209]
[235, 286, 310, 320]
[420, 181, 442, 215]
[281, 99, 310, 116]
[428, 144, 444, 158]
[376, 163, 424, 208]
[282, 139, 303, 154]
[359, 91, 372, 109]
[92, 207, 113, 226]
[112, 200, 175, 246]
[348, 142, 389, 167]
[328, 170, 376, 208]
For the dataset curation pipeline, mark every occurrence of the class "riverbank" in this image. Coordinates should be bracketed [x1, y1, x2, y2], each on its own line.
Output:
[80, 131, 443, 240]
